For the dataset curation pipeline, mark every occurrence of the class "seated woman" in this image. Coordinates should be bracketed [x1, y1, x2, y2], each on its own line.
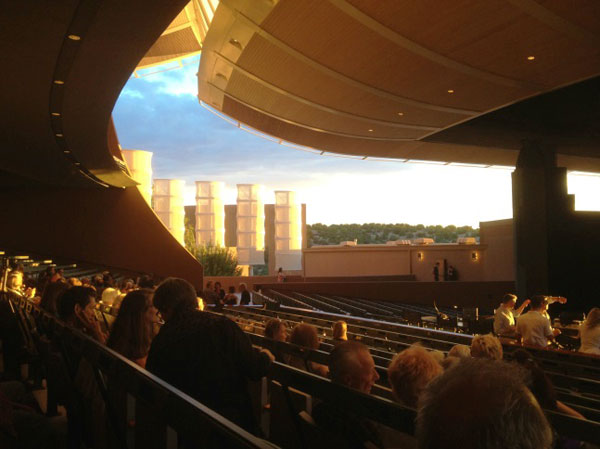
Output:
[224, 286, 238, 305]
[106, 289, 158, 368]
[470, 333, 503, 360]
[57, 286, 107, 344]
[332, 320, 348, 347]
[289, 323, 328, 377]
[387, 345, 443, 408]
[264, 318, 288, 363]
[579, 308, 600, 355]
[512, 348, 585, 449]
[239, 283, 251, 305]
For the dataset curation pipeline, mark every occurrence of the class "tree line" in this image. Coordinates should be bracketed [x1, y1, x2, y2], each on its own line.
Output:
[307, 223, 479, 246]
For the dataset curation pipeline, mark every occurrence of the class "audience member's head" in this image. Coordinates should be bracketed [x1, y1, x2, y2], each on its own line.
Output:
[57, 286, 97, 322]
[290, 323, 320, 350]
[153, 278, 198, 322]
[448, 344, 471, 359]
[119, 278, 135, 293]
[107, 289, 156, 362]
[101, 287, 119, 306]
[387, 345, 443, 408]
[585, 307, 600, 329]
[417, 358, 553, 449]
[228, 286, 236, 294]
[530, 295, 548, 311]
[205, 281, 213, 290]
[329, 341, 379, 394]
[239, 282, 247, 292]
[39, 281, 69, 316]
[138, 275, 156, 289]
[470, 334, 503, 360]
[500, 293, 517, 309]
[67, 277, 82, 287]
[332, 320, 348, 341]
[214, 281, 222, 291]
[265, 318, 287, 342]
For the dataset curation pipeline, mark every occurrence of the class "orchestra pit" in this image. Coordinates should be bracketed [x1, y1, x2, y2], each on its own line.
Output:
[1, 1, 600, 448]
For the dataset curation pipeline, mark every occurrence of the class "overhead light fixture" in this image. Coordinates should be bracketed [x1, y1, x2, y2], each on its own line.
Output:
[67, 34, 81, 41]
[527, 55, 535, 61]
[368, 129, 373, 132]
[51, 112, 61, 117]
[447, 89, 454, 94]
[63, 150, 71, 154]
[397, 112, 404, 116]
[54, 80, 64, 85]
[55, 133, 63, 137]
[74, 162, 81, 166]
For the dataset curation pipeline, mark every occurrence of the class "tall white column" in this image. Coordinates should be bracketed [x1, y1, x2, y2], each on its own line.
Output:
[195, 181, 225, 246]
[236, 184, 265, 265]
[153, 179, 185, 245]
[274, 190, 302, 270]
[121, 149, 153, 204]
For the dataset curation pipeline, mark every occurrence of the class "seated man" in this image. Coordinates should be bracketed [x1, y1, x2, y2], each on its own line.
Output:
[516, 295, 560, 348]
[493, 294, 530, 336]
[417, 358, 553, 449]
[312, 341, 382, 449]
[146, 278, 273, 434]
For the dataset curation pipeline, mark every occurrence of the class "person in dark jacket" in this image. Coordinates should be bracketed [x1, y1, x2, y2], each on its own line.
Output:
[146, 278, 273, 434]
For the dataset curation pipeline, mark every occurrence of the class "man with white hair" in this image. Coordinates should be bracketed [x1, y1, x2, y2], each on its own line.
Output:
[417, 358, 553, 449]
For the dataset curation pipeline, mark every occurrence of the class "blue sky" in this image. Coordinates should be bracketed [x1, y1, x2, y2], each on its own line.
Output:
[113, 62, 600, 227]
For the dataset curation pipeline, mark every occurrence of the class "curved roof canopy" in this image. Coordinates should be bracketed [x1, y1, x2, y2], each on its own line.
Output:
[198, 0, 600, 171]
[0, 0, 203, 286]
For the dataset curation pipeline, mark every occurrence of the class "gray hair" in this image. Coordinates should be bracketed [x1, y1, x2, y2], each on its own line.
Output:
[417, 358, 553, 449]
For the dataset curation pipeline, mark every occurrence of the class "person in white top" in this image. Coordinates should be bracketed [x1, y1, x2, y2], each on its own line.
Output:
[493, 294, 531, 336]
[516, 295, 561, 348]
[579, 307, 600, 355]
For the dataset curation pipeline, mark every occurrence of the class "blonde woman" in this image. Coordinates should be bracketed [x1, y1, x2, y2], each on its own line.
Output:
[579, 308, 600, 355]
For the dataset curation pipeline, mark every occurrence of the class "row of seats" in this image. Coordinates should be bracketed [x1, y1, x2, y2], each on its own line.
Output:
[4, 294, 275, 449]
[92, 297, 600, 447]
[218, 307, 600, 417]
[219, 310, 600, 441]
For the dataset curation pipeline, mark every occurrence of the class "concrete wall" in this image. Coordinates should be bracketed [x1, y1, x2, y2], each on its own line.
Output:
[304, 244, 485, 281]
[480, 219, 515, 281]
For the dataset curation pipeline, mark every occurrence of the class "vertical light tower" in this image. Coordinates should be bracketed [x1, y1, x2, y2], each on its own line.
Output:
[195, 181, 225, 247]
[274, 190, 302, 270]
[121, 149, 153, 204]
[236, 184, 265, 266]
[153, 179, 186, 245]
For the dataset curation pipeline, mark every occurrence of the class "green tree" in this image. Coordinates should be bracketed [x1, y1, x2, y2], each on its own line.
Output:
[184, 216, 196, 251]
[188, 244, 242, 276]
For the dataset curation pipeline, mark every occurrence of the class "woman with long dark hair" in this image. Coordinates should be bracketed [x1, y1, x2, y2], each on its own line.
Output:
[107, 289, 158, 368]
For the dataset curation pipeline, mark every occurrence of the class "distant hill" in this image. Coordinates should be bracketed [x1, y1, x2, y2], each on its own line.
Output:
[307, 223, 479, 247]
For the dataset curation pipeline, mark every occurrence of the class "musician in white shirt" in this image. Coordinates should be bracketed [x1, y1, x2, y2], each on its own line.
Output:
[493, 294, 530, 337]
[516, 296, 561, 348]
